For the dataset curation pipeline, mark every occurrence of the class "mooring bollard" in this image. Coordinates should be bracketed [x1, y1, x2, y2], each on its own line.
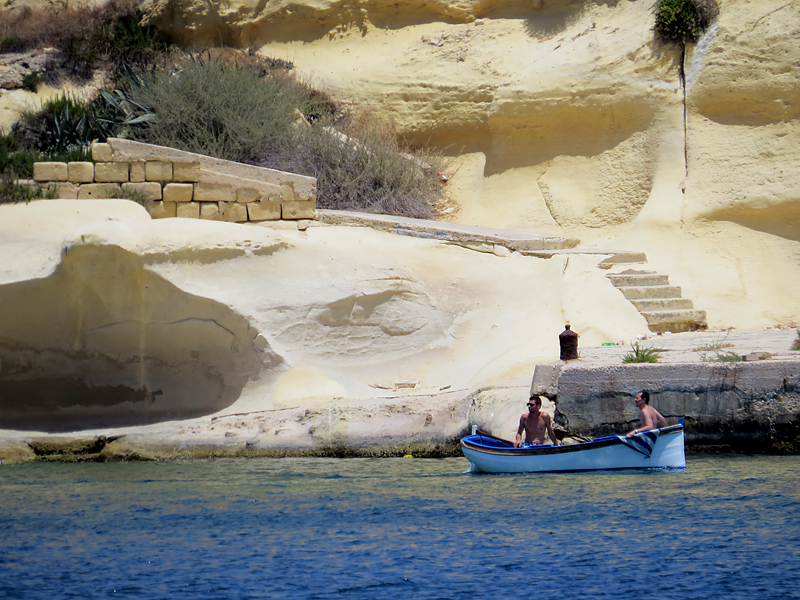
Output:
[559, 324, 579, 360]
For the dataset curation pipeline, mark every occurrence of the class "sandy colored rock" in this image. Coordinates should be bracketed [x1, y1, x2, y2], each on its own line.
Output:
[149, 201, 177, 219]
[122, 182, 162, 201]
[33, 162, 67, 182]
[68, 162, 94, 183]
[176, 201, 200, 218]
[146, 161, 173, 181]
[95, 162, 130, 183]
[78, 183, 121, 199]
[163, 183, 194, 202]
[247, 200, 280, 221]
[130, 161, 146, 182]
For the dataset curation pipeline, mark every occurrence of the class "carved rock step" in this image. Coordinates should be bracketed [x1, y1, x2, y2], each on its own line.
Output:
[617, 285, 683, 300]
[607, 273, 669, 287]
[630, 298, 694, 311]
[606, 269, 707, 333]
[641, 309, 709, 333]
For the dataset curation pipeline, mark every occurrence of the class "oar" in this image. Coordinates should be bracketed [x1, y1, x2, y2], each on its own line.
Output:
[475, 429, 515, 446]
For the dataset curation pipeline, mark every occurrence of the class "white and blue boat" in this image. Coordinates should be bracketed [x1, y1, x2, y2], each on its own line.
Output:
[460, 423, 686, 474]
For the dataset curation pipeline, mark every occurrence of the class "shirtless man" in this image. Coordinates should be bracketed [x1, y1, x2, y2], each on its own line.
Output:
[626, 390, 668, 438]
[514, 396, 558, 447]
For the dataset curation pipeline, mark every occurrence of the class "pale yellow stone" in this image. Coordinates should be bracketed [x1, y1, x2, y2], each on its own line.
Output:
[95, 162, 130, 183]
[122, 182, 162, 201]
[78, 183, 121, 199]
[68, 162, 94, 183]
[172, 161, 201, 182]
[148, 201, 178, 219]
[200, 202, 222, 220]
[91, 143, 113, 162]
[176, 202, 200, 218]
[247, 201, 281, 221]
[223, 202, 248, 222]
[49, 182, 79, 199]
[33, 162, 67, 182]
[281, 200, 316, 220]
[163, 183, 194, 202]
[130, 161, 146, 183]
[146, 161, 173, 181]
[280, 181, 297, 202]
[237, 188, 262, 203]
[195, 182, 236, 202]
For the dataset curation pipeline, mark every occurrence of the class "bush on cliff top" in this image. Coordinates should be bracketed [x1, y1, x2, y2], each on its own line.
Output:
[0, 0, 168, 83]
[124, 57, 445, 218]
[125, 55, 317, 165]
[655, 0, 719, 44]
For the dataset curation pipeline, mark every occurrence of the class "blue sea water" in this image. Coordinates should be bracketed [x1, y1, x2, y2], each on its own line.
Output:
[1, 454, 799, 600]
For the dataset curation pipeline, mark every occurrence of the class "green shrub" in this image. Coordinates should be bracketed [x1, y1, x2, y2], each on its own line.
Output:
[19, 93, 114, 154]
[655, 0, 719, 44]
[0, 172, 59, 204]
[126, 56, 320, 164]
[262, 110, 444, 218]
[0, 134, 38, 178]
[792, 329, 800, 351]
[1, 0, 172, 85]
[622, 342, 661, 364]
[21, 72, 40, 93]
[0, 35, 26, 53]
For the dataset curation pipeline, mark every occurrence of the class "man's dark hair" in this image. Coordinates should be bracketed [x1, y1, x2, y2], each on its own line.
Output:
[528, 396, 542, 405]
[640, 390, 650, 404]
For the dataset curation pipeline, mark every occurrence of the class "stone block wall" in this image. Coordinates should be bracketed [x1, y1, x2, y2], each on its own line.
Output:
[31, 140, 316, 222]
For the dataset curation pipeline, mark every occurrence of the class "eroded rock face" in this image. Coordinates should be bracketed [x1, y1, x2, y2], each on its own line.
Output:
[0, 239, 265, 431]
[138, 0, 800, 247]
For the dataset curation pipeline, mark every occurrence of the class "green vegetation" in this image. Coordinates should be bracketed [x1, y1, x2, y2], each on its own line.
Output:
[263, 109, 444, 218]
[792, 329, 800, 351]
[125, 56, 317, 165]
[622, 342, 661, 364]
[1, 1, 446, 216]
[0, 0, 167, 83]
[122, 55, 446, 217]
[655, 0, 719, 44]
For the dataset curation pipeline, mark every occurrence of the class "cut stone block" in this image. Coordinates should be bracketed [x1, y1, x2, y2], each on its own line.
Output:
[195, 182, 236, 202]
[176, 202, 200, 219]
[146, 161, 173, 181]
[222, 202, 248, 222]
[49, 182, 79, 199]
[200, 202, 222, 220]
[247, 201, 281, 221]
[237, 187, 263, 203]
[130, 161, 146, 182]
[94, 162, 130, 183]
[172, 161, 201, 182]
[280, 181, 297, 202]
[163, 183, 193, 203]
[148, 201, 177, 219]
[122, 182, 162, 201]
[68, 162, 94, 183]
[33, 162, 67, 182]
[78, 183, 121, 199]
[281, 200, 316, 220]
[91, 142, 113, 162]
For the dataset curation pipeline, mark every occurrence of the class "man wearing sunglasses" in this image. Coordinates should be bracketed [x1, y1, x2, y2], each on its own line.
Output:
[514, 396, 559, 447]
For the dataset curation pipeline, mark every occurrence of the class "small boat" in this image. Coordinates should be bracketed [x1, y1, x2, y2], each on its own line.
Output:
[460, 423, 686, 474]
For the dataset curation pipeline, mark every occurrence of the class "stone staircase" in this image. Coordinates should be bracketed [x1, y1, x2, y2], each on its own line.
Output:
[606, 269, 708, 333]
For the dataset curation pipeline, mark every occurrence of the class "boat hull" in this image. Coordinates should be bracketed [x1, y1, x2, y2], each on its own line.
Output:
[461, 425, 686, 474]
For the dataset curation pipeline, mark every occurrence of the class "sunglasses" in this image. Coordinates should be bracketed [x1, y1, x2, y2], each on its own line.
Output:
[527, 402, 540, 407]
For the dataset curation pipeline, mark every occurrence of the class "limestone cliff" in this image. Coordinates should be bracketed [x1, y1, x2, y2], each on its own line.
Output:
[139, 0, 800, 330]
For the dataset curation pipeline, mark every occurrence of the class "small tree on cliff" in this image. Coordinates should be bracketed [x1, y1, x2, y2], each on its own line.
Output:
[655, 0, 719, 44]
